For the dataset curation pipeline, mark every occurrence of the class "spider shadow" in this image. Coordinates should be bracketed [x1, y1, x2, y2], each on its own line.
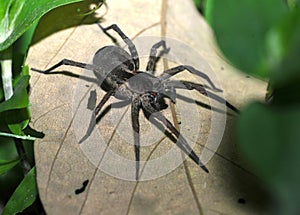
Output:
[33, 69, 99, 85]
[176, 94, 237, 117]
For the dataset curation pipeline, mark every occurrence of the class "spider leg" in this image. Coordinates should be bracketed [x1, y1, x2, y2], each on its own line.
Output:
[159, 65, 222, 92]
[98, 23, 140, 71]
[79, 89, 115, 143]
[31, 59, 97, 74]
[141, 98, 209, 173]
[146, 40, 170, 73]
[165, 80, 239, 113]
[131, 96, 141, 180]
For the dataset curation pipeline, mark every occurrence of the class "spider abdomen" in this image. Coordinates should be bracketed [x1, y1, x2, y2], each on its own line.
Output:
[92, 46, 135, 91]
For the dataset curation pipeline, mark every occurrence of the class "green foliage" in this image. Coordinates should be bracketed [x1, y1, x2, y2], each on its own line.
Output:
[0, 158, 20, 175]
[205, 0, 289, 79]
[0, 75, 29, 112]
[237, 103, 300, 214]
[2, 167, 37, 215]
[0, 0, 84, 213]
[194, 0, 206, 13]
[267, 7, 300, 88]
[205, 0, 300, 214]
[0, 0, 83, 51]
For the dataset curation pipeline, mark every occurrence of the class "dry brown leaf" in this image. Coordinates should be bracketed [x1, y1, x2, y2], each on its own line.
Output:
[27, 0, 270, 214]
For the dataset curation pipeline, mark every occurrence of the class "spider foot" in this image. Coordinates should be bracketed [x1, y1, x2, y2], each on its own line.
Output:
[200, 164, 209, 173]
[213, 87, 223, 92]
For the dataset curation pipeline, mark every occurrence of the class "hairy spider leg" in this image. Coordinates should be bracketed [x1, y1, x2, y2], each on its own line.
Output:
[79, 89, 115, 143]
[31, 59, 97, 74]
[141, 98, 209, 173]
[146, 40, 170, 73]
[159, 65, 222, 92]
[131, 96, 141, 180]
[165, 80, 240, 113]
[98, 23, 140, 71]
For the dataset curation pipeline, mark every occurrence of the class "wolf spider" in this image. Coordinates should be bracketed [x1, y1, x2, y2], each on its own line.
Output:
[32, 23, 238, 180]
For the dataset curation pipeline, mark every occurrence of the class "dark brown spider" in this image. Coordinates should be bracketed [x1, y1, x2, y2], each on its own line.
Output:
[32, 24, 238, 180]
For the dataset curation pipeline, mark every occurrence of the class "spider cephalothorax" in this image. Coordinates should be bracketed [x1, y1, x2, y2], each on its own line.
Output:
[32, 23, 238, 180]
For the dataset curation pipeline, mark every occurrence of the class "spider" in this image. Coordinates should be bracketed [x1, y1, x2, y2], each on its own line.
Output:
[32, 24, 239, 180]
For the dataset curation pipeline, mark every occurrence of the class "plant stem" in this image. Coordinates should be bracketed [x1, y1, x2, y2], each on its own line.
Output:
[14, 138, 31, 174]
[1, 47, 32, 175]
[1, 47, 13, 100]
[0, 132, 37, 140]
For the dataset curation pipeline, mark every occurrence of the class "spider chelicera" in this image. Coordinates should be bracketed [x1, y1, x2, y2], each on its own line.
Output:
[32, 23, 239, 180]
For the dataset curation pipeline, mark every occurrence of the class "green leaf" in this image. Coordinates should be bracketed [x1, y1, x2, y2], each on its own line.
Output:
[237, 102, 300, 214]
[0, 0, 83, 51]
[0, 83, 4, 102]
[287, 0, 299, 8]
[194, 0, 206, 12]
[0, 75, 29, 112]
[4, 107, 30, 134]
[0, 158, 20, 175]
[2, 167, 37, 215]
[205, 0, 288, 78]
[194, 0, 201, 8]
[13, 19, 39, 77]
[266, 5, 300, 88]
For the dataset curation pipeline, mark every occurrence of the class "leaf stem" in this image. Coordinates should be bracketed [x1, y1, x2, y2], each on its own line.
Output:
[14, 138, 31, 175]
[0, 132, 37, 141]
[1, 47, 13, 100]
